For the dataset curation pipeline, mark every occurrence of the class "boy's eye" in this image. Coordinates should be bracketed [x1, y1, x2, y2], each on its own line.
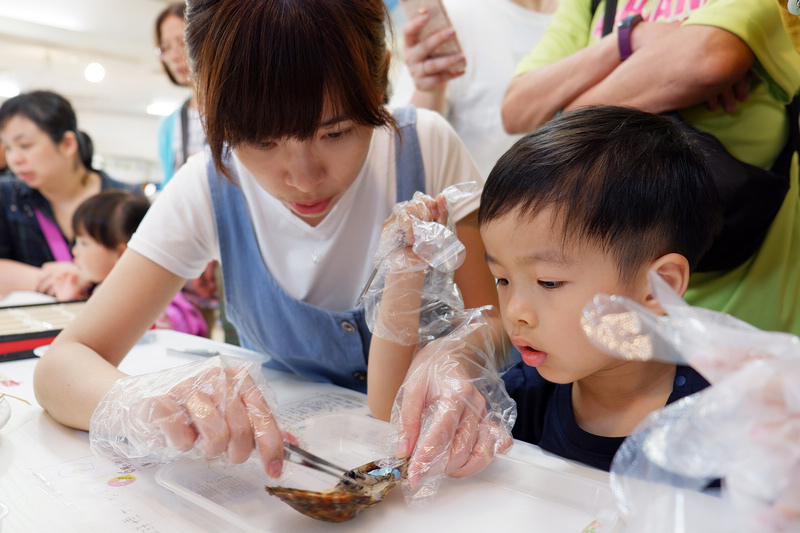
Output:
[538, 280, 564, 290]
[495, 278, 508, 287]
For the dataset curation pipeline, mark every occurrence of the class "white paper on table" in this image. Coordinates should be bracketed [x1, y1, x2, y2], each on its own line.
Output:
[33, 455, 191, 533]
[277, 391, 371, 428]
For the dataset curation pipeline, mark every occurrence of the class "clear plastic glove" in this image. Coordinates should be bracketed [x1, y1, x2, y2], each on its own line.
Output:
[89, 355, 284, 478]
[390, 306, 516, 505]
[580, 271, 800, 532]
[364, 182, 476, 345]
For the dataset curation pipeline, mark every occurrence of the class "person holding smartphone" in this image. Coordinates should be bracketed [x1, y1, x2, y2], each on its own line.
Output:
[390, 0, 559, 179]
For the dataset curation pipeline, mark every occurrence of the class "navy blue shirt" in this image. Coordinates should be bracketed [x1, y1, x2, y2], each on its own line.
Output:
[0, 172, 137, 267]
[502, 363, 710, 471]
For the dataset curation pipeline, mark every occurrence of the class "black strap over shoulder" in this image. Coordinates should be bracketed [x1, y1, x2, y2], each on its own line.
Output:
[591, 0, 602, 18]
[179, 99, 191, 165]
[601, 0, 618, 36]
[591, 0, 617, 37]
[589, 0, 617, 37]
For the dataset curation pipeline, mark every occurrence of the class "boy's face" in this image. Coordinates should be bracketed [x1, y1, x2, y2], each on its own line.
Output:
[481, 208, 648, 384]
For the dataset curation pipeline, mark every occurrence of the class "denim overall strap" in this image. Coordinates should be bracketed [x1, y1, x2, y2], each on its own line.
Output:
[208, 106, 425, 392]
[392, 106, 425, 202]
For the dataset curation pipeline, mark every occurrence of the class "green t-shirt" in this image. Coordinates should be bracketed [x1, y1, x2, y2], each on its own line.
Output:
[515, 0, 800, 169]
[516, 0, 800, 335]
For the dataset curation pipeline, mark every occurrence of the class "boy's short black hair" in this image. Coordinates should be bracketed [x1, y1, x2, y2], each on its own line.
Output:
[478, 106, 723, 282]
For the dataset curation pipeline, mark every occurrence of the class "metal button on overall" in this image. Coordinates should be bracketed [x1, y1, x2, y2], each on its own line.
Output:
[341, 321, 356, 333]
[352, 371, 367, 381]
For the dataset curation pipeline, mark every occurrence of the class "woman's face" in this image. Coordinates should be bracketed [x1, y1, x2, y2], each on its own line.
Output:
[234, 113, 373, 227]
[0, 115, 72, 189]
[159, 14, 190, 86]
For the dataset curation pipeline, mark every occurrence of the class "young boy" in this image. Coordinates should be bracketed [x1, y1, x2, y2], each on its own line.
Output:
[477, 105, 723, 471]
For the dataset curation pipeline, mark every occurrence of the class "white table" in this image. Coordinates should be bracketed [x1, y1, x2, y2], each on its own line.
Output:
[0, 291, 57, 308]
[0, 330, 726, 532]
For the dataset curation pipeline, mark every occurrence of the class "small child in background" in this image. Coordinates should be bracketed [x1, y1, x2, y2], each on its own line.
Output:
[52, 190, 208, 337]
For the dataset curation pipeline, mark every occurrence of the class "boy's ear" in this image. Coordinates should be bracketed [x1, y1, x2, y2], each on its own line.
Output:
[115, 243, 128, 258]
[642, 253, 690, 315]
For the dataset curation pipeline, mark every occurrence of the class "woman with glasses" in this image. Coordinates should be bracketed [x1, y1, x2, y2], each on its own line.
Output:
[154, 2, 205, 186]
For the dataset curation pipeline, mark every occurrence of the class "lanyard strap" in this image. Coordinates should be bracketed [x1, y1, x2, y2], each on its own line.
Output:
[602, 0, 618, 36]
[180, 98, 190, 165]
[34, 209, 72, 263]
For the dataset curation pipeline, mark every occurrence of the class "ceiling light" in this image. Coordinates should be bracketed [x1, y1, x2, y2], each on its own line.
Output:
[0, 81, 20, 98]
[147, 101, 180, 117]
[84, 63, 105, 83]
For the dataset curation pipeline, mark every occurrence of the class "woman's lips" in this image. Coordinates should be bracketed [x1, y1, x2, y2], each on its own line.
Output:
[289, 198, 331, 216]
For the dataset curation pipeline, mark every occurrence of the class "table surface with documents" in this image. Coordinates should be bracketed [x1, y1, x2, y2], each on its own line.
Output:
[0, 328, 728, 533]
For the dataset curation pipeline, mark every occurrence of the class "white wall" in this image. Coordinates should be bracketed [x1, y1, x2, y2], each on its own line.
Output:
[78, 109, 166, 185]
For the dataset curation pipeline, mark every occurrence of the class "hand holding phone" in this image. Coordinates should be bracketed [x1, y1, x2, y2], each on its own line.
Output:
[400, 0, 465, 74]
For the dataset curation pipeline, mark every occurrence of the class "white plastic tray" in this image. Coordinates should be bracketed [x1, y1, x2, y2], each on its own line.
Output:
[156, 413, 620, 532]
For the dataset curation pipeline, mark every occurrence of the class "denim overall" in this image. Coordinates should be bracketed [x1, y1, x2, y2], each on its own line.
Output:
[208, 107, 424, 392]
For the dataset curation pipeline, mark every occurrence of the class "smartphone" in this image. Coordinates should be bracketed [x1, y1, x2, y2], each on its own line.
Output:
[400, 0, 464, 69]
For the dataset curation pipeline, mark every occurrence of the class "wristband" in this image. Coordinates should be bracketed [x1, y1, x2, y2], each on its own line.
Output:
[617, 14, 643, 61]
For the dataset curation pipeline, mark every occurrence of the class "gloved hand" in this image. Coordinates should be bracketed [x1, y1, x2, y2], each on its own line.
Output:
[390, 306, 516, 504]
[89, 355, 284, 478]
[581, 271, 800, 532]
[364, 183, 477, 346]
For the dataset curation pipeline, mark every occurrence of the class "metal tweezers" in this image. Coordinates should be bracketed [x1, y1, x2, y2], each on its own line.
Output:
[354, 240, 405, 307]
[283, 442, 370, 489]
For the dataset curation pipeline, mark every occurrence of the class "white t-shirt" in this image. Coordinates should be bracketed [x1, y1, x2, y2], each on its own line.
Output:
[390, 0, 554, 179]
[130, 109, 482, 312]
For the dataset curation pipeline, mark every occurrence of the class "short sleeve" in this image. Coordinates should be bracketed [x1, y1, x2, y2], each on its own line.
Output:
[514, 0, 598, 77]
[127, 152, 218, 279]
[684, 0, 800, 103]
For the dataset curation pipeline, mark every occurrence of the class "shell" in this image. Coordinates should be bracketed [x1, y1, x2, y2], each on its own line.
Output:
[265, 457, 408, 522]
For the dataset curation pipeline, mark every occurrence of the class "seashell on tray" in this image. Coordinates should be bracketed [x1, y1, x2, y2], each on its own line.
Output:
[265, 457, 408, 522]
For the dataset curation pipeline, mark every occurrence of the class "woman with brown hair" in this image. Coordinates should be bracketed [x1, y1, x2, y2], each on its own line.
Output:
[154, 1, 205, 185]
[154, 1, 220, 341]
[35, 0, 500, 482]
